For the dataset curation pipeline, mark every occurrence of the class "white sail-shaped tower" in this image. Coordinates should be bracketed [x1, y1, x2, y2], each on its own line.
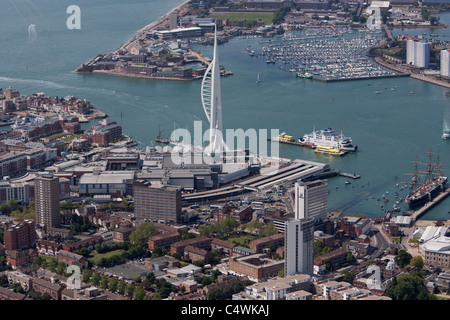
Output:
[201, 25, 227, 155]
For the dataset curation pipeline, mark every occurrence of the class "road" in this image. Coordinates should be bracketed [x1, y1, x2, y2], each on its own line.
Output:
[370, 223, 391, 258]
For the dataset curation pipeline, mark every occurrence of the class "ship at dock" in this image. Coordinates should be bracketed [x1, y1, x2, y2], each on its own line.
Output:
[404, 152, 448, 209]
[298, 128, 357, 152]
[271, 128, 355, 156]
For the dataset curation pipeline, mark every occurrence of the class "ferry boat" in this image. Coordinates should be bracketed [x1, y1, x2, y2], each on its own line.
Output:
[298, 128, 357, 152]
[404, 152, 448, 209]
[314, 146, 345, 156]
[272, 132, 295, 143]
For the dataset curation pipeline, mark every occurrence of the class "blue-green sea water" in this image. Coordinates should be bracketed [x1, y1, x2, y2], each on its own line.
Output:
[0, 1, 449, 220]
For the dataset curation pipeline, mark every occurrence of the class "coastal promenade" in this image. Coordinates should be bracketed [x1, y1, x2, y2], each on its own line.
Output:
[188, 49, 211, 66]
[373, 56, 450, 89]
[410, 73, 450, 89]
[119, 0, 191, 53]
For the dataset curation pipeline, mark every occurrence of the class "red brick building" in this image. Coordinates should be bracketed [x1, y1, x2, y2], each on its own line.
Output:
[249, 233, 284, 254]
[170, 236, 212, 255]
[83, 119, 122, 147]
[228, 254, 284, 282]
[6, 249, 38, 269]
[31, 278, 64, 300]
[4, 220, 36, 251]
[184, 245, 212, 263]
[112, 227, 133, 242]
[56, 250, 88, 268]
[148, 232, 182, 250]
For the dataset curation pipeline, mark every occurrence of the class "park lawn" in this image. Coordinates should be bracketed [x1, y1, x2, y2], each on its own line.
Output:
[208, 12, 274, 24]
[88, 249, 126, 265]
[224, 234, 259, 247]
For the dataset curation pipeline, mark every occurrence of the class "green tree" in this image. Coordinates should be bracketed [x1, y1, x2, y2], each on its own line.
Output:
[57, 262, 66, 275]
[125, 284, 135, 298]
[151, 246, 163, 258]
[146, 272, 156, 284]
[134, 285, 146, 300]
[385, 272, 436, 300]
[261, 223, 277, 237]
[91, 272, 101, 286]
[118, 280, 127, 295]
[152, 292, 161, 300]
[109, 278, 118, 293]
[100, 276, 109, 290]
[395, 250, 412, 268]
[48, 259, 58, 272]
[82, 270, 92, 283]
[346, 253, 357, 264]
[129, 223, 157, 246]
[410, 256, 424, 270]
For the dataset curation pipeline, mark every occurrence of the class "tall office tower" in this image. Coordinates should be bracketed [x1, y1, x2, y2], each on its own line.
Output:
[294, 180, 328, 223]
[441, 49, 450, 77]
[34, 174, 60, 228]
[406, 39, 430, 68]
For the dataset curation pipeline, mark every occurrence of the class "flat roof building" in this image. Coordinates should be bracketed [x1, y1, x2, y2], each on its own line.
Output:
[134, 179, 182, 223]
[35, 174, 60, 228]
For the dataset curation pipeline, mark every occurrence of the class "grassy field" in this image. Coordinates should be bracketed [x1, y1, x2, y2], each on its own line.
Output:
[225, 234, 259, 247]
[88, 249, 126, 265]
[208, 12, 274, 25]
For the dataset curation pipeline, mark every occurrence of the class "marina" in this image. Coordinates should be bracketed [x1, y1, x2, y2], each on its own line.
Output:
[249, 26, 402, 82]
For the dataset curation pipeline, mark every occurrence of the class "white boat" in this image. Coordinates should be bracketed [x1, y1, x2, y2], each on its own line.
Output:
[299, 128, 357, 152]
[442, 129, 450, 139]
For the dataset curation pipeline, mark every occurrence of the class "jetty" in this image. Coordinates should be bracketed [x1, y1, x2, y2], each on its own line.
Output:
[410, 188, 450, 222]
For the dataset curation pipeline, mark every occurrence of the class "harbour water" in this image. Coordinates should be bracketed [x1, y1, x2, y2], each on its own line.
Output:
[0, 1, 449, 220]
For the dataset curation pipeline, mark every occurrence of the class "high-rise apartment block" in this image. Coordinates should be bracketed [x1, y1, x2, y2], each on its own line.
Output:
[34, 174, 60, 228]
[133, 179, 182, 223]
[440, 49, 450, 77]
[406, 39, 430, 69]
[285, 180, 329, 276]
[285, 218, 315, 276]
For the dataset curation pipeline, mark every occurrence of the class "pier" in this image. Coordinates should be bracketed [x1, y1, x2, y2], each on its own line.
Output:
[313, 73, 410, 83]
[382, 24, 394, 40]
[410, 188, 450, 222]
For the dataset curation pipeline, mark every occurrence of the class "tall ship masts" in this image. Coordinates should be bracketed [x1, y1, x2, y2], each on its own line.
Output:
[403, 151, 447, 209]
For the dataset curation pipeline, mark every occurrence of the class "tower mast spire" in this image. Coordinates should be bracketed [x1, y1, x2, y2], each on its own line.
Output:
[201, 24, 226, 154]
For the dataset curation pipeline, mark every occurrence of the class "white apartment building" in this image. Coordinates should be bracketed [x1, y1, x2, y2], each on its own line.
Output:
[294, 180, 328, 222]
[407, 39, 430, 68]
[441, 49, 450, 77]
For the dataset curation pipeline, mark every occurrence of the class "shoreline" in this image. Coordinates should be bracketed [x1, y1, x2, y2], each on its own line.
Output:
[84, 70, 199, 81]
[372, 56, 450, 89]
[118, 0, 192, 53]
